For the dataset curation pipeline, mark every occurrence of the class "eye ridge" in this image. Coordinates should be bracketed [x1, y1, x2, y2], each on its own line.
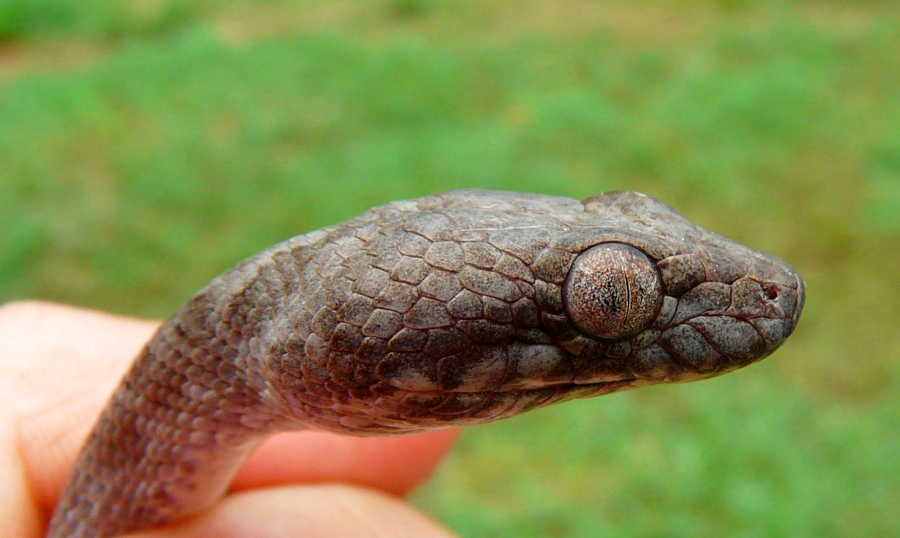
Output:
[562, 242, 663, 341]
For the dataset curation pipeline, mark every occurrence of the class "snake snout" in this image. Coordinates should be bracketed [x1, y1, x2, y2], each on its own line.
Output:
[623, 250, 804, 382]
[726, 253, 804, 353]
[646, 258, 799, 384]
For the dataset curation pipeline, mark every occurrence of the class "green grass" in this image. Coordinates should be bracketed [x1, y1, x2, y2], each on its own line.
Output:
[2, 1, 898, 536]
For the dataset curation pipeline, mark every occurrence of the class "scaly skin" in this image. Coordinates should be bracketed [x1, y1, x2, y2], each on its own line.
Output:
[47, 190, 804, 538]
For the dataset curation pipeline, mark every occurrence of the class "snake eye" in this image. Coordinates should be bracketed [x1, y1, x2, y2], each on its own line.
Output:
[562, 243, 663, 340]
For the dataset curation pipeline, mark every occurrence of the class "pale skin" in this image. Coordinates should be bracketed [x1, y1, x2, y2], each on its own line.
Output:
[0, 301, 459, 538]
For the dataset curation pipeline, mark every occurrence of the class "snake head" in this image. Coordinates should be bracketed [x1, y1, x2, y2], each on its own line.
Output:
[266, 190, 804, 433]
[547, 191, 805, 389]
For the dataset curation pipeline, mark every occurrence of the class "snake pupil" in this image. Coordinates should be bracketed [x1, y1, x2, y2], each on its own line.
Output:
[562, 243, 663, 340]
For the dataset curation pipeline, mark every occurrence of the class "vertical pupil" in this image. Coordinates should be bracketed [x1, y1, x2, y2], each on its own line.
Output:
[563, 243, 663, 340]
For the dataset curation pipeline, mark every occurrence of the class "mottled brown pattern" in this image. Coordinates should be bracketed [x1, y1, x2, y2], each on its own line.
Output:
[47, 190, 804, 538]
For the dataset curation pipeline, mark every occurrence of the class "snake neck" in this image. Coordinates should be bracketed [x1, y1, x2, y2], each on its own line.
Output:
[46, 289, 288, 538]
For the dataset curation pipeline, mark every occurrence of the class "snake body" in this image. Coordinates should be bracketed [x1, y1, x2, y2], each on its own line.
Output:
[46, 190, 804, 538]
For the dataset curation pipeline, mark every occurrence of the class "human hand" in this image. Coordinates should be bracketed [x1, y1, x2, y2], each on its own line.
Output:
[0, 301, 459, 538]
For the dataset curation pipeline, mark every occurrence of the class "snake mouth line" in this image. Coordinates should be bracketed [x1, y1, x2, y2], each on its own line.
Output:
[385, 375, 638, 398]
[416, 377, 641, 397]
[500, 377, 639, 395]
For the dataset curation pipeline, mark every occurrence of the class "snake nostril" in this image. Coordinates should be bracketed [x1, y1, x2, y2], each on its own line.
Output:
[763, 284, 779, 301]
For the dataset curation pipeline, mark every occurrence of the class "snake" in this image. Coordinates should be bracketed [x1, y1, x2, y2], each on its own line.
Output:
[46, 189, 804, 538]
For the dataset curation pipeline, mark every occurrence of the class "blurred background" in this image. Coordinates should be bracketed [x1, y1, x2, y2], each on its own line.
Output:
[1, 1, 897, 536]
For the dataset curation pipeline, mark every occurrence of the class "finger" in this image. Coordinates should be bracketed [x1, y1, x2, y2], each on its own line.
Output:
[1, 301, 156, 538]
[233, 429, 458, 496]
[2, 301, 161, 515]
[2, 302, 455, 510]
[123, 484, 458, 538]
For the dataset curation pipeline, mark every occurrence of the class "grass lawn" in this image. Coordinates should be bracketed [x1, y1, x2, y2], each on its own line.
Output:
[2, 1, 898, 536]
